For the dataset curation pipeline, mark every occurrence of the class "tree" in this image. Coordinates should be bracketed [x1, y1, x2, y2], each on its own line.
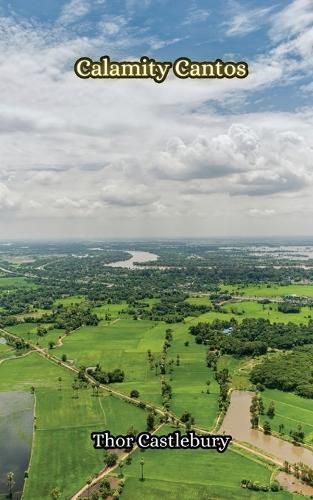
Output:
[99, 479, 111, 498]
[61, 353, 67, 362]
[58, 377, 62, 391]
[146, 412, 155, 431]
[258, 396, 265, 415]
[283, 460, 290, 473]
[263, 421, 271, 435]
[267, 401, 275, 418]
[140, 458, 145, 481]
[48, 340, 55, 350]
[250, 413, 259, 429]
[118, 461, 124, 478]
[130, 389, 139, 398]
[106, 452, 118, 467]
[7, 472, 15, 499]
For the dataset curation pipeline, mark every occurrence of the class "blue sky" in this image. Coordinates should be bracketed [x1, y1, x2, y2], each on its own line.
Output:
[0, 0, 313, 238]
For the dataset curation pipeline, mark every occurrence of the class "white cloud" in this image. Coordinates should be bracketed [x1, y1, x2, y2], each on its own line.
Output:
[182, 8, 210, 26]
[58, 0, 90, 26]
[0, 3, 312, 237]
[0, 183, 19, 210]
[224, 2, 274, 37]
[270, 0, 313, 42]
[101, 183, 156, 207]
[248, 208, 276, 217]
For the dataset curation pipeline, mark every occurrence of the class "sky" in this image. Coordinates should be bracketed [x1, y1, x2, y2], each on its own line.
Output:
[0, 0, 313, 239]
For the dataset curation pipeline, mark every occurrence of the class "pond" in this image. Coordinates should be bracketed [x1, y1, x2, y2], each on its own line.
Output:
[0, 392, 33, 499]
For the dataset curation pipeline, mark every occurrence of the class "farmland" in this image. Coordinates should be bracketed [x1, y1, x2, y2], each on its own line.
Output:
[1, 241, 313, 499]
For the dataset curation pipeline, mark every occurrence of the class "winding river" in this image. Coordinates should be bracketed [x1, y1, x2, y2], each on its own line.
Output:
[106, 251, 159, 269]
[220, 390, 313, 495]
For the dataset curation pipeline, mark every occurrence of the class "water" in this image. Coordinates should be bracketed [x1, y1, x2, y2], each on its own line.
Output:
[0, 392, 33, 499]
[106, 251, 159, 269]
[276, 471, 313, 496]
[220, 391, 313, 495]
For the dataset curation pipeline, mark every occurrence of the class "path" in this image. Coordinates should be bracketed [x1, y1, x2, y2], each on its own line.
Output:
[71, 424, 164, 500]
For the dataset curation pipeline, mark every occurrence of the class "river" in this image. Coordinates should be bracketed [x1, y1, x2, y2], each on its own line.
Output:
[220, 390, 313, 496]
[105, 251, 159, 269]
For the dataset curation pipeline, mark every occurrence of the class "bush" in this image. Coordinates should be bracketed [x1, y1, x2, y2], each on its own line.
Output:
[270, 480, 281, 492]
[130, 389, 139, 398]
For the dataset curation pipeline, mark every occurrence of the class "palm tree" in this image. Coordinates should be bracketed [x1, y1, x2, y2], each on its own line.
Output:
[7, 472, 15, 498]
[140, 458, 145, 481]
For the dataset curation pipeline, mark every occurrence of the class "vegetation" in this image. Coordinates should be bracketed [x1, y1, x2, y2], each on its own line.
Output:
[1, 241, 313, 499]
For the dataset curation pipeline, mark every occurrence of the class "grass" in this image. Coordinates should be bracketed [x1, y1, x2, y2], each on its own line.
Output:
[163, 322, 219, 429]
[0, 353, 147, 499]
[120, 426, 293, 499]
[0, 277, 37, 289]
[223, 301, 313, 324]
[6, 323, 65, 349]
[57, 319, 166, 405]
[220, 283, 313, 298]
[92, 302, 128, 319]
[54, 295, 86, 306]
[259, 389, 313, 446]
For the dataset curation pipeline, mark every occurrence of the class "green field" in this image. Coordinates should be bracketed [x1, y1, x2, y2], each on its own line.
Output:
[6, 323, 65, 349]
[0, 276, 37, 289]
[163, 322, 219, 429]
[121, 427, 293, 499]
[221, 283, 313, 298]
[0, 353, 147, 499]
[57, 319, 167, 405]
[259, 389, 313, 446]
[185, 298, 313, 325]
[54, 295, 86, 306]
[93, 301, 129, 319]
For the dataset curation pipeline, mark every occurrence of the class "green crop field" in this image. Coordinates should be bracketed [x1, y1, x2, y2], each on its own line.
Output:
[57, 319, 167, 405]
[163, 322, 219, 429]
[120, 428, 293, 499]
[220, 283, 313, 298]
[0, 353, 147, 499]
[0, 276, 37, 289]
[259, 389, 313, 446]
[54, 295, 86, 306]
[93, 301, 129, 319]
[6, 323, 65, 349]
[223, 301, 313, 324]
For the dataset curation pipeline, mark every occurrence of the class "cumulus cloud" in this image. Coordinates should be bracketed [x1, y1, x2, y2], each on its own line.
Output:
[0, 183, 19, 210]
[0, 1, 312, 237]
[29, 171, 61, 185]
[154, 125, 260, 181]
